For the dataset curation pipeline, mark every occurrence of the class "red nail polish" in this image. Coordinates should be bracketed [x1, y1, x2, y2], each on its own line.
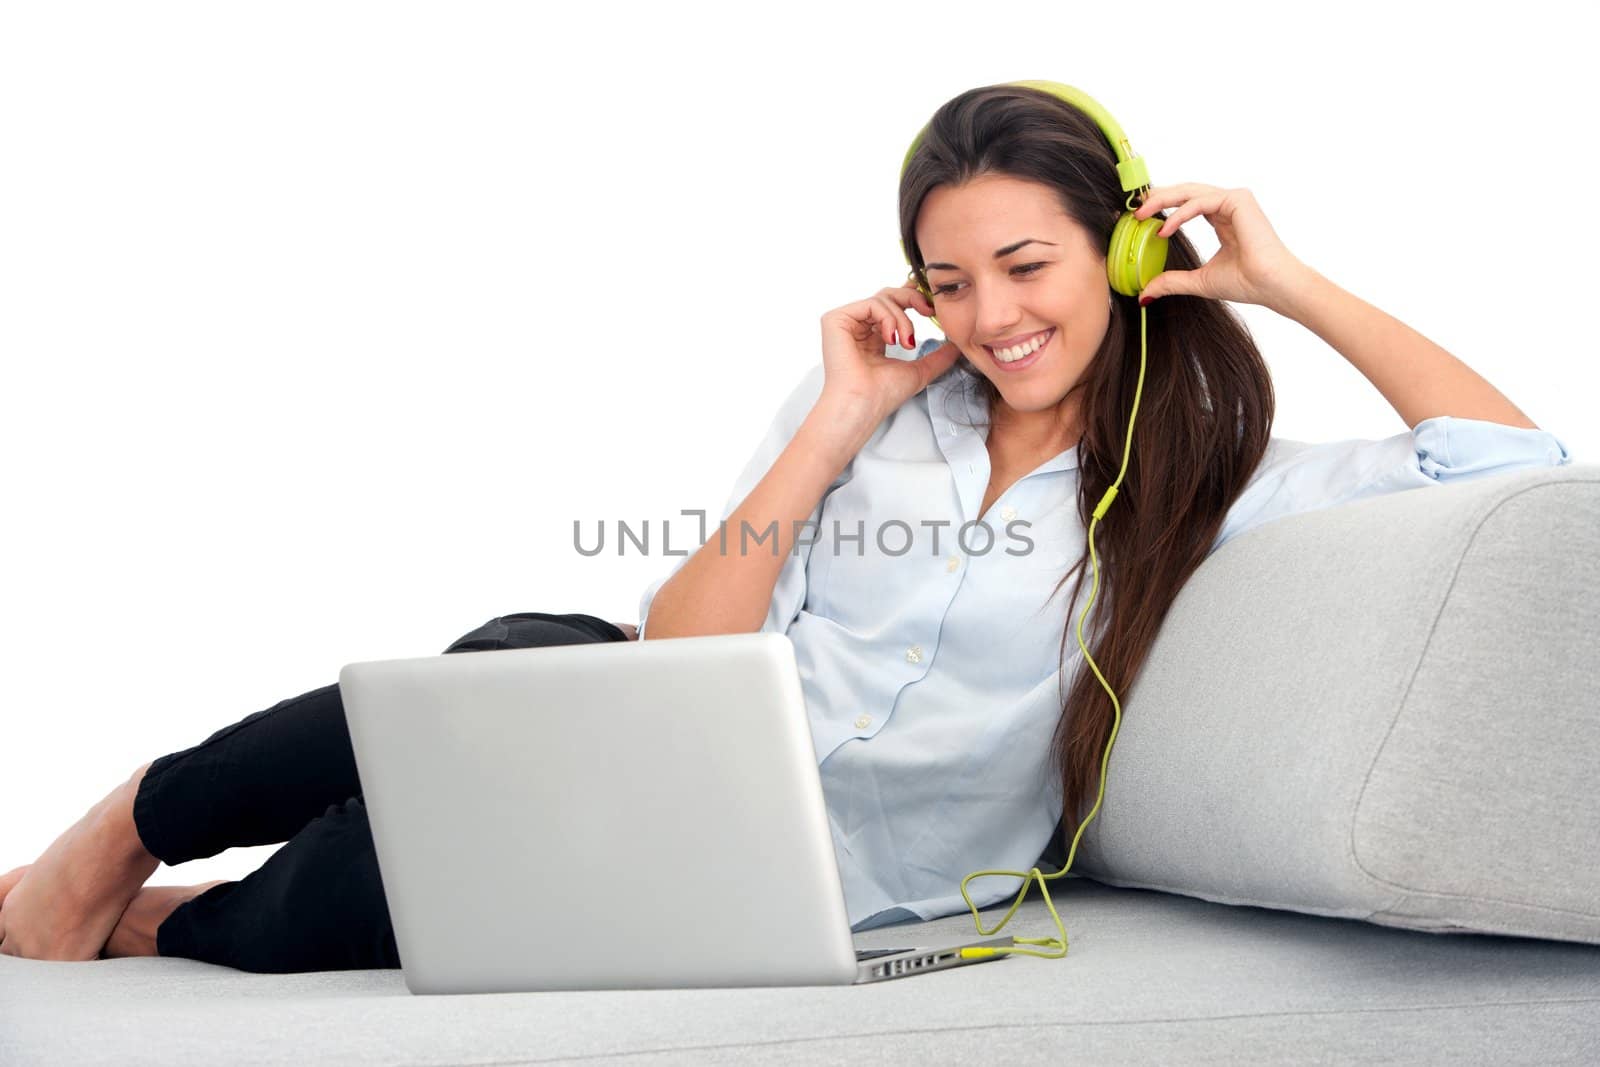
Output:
[1139, 295, 1153, 308]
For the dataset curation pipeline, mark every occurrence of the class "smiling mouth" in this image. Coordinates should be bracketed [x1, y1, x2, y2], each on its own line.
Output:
[984, 327, 1054, 364]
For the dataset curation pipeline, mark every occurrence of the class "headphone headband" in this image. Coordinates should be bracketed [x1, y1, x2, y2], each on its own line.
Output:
[900, 80, 1152, 194]
[899, 80, 1164, 300]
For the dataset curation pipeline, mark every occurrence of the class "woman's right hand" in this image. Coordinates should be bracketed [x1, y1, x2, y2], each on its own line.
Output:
[818, 281, 961, 426]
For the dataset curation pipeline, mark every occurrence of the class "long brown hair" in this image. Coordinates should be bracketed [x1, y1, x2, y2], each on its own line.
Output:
[898, 83, 1275, 855]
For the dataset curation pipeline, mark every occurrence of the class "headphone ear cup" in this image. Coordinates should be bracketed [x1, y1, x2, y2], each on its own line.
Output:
[1106, 212, 1170, 297]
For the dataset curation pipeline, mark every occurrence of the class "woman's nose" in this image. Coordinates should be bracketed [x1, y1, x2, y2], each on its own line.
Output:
[972, 292, 1023, 339]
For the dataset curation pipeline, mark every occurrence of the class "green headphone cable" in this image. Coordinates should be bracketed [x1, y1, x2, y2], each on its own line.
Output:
[956, 300, 1146, 960]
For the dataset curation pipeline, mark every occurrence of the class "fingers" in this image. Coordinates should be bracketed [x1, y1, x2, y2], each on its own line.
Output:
[873, 287, 922, 350]
[904, 283, 936, 317]
[1134, 183, 1230, 238]
[1134, 182, 1217, 215]
[890, 280, 936, 324]
[839, 298, 908, 350]
[833, 285, 933, 353]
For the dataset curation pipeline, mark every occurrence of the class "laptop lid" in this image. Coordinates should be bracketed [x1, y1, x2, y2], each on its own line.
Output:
[340, 631, 929, 993]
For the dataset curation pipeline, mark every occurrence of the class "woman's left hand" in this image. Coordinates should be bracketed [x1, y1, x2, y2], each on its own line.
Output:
[1133, 184, 1309, 310]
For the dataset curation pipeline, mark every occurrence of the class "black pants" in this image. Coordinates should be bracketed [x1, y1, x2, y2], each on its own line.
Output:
[130, 612, 629, 973]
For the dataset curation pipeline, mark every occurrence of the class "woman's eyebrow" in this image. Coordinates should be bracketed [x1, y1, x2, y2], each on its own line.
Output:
[924, 238, 1058, 272]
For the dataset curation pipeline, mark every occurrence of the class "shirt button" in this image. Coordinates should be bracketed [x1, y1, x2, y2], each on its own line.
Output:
[854, 713, 872, 729]
[945, 555, 960, 572]
[1001, 506, 1018, 521]
[905, 645, 923, 664]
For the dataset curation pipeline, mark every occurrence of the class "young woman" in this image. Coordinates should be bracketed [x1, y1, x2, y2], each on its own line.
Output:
[0, 82, 1570, 970]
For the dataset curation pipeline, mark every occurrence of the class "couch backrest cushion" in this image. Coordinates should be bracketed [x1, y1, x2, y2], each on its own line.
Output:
[1070, 465, 1600, 945]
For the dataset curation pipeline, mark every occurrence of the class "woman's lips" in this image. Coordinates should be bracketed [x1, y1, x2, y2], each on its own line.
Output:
[987, 327, 1054, 372]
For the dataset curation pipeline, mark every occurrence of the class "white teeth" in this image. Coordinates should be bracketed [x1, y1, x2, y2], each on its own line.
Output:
[991, 329, 1050, 362]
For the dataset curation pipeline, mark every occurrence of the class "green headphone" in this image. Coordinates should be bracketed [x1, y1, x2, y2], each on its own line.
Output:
[898, 79, 1170, 326]
[899, 82, 1161, 962]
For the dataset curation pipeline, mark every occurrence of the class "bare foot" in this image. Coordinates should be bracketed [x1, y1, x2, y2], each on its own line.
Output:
[101, 880, 229, 959]
[0, 761, 162, 961]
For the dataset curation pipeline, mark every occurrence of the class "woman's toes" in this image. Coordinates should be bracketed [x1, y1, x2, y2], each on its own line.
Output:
[0, 865, 31, 906]
[0, 865, 35, 951]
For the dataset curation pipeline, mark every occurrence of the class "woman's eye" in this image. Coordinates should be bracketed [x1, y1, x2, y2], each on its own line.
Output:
[930, 262, 1047, 298]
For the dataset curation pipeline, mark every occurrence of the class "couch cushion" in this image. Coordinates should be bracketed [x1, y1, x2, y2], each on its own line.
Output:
[1071, 466, 1600, 945]
[2, 877, 1598, 1064]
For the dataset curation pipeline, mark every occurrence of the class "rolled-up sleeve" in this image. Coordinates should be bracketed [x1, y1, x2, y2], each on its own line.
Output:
[1210, 415, 1573, 556]
[637, 361, 835, 640]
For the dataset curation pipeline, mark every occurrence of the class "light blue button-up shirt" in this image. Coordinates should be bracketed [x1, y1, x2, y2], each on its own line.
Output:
[637, 337, 1573, 932]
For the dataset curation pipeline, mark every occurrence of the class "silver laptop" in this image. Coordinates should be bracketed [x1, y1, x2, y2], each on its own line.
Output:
[338, 630, 1014, 993]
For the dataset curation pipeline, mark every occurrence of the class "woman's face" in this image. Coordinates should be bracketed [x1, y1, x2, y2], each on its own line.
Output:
[916, 174, 1111, 441]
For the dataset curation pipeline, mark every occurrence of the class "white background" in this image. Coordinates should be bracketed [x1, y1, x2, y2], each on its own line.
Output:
[3, 1, 1595, 894]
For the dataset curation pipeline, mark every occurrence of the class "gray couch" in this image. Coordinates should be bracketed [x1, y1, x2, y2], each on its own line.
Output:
[4, 464, 1597, 1065]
